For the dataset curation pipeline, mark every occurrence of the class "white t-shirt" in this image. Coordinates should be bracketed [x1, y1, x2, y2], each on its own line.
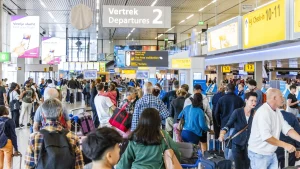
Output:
[248, 103, 293, 155]
[94, 94, 114, 127]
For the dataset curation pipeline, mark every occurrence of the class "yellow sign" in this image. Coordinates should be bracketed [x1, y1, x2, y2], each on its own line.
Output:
[244, 64, 255, 72]
[243, 0, 286, 49]
[222, 66, 231, 73]
[295, 0, 300, 32]
[171, 59, 191, 69]
[121, 70, 136, 74]
[99, 62, 106, 73]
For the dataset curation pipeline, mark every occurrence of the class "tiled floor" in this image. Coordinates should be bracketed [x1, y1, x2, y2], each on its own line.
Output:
[12, 101, 87, 169]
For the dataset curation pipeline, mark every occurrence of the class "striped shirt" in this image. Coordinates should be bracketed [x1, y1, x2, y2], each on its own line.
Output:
[24, 121, 84, 169]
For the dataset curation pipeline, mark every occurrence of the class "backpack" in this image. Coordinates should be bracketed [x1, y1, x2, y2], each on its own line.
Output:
[36, 129, 76, 169]
[0, 118, 9, 148]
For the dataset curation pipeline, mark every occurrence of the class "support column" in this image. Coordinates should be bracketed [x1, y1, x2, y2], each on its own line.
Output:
[255, 61, 263, 89]
[0, 0, 3, 80]
[269, 60, 276, 81]
[190, 57, 205, 91]
[216, 65, 223, 88]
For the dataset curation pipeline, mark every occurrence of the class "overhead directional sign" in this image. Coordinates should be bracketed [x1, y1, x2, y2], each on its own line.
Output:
[102, 5, 171, 28]
[243, 0, 287, 49]
[128, 51, 168, 67]
[0, 52, 11, 62]
[222, 66, 231, 73]
[244, 63, 255, 72]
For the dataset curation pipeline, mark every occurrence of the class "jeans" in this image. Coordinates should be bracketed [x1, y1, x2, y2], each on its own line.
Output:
[11, 110, 20, 128]
[224, 128, 234, 160]
[20, 102, 33, 125]
[248, 150, 278, 169]
[232, 144, 250, 169]
[0, 139, 13, 169]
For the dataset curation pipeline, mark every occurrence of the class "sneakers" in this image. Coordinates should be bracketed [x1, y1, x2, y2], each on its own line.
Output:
[19, 124, 24, 128]
[27, 123, 31, 127]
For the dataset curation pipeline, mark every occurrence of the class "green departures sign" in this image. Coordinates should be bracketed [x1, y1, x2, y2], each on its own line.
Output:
[0, 52, 11, 62]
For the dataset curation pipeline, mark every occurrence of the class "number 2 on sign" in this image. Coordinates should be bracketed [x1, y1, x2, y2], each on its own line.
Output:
[153, 9, 162, 24]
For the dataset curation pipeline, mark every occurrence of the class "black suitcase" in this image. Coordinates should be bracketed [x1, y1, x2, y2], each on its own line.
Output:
[201, 139, 232, 169]
[76, 92, 82, 102]
[70, 93, 74, 104]
[66, 89, 70, 102]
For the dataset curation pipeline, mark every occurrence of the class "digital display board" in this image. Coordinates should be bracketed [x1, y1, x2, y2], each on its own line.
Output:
[207, 17, 242, 55]
[128, 51, 168, 67]
[83, 69, 98, 79]
[243, 0, 287, 49]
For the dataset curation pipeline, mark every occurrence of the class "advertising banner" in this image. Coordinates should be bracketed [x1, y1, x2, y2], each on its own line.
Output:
[207, 17, 242, 55]
[100, 62, 106, 73]
[42, 37, 66, 64]
[243, 0, 288, 49]
[292, 0, 300, 39]
[128, 51, 168, 67]
[102, 5, 171, 28]
[171, 58, 191, 69]
[11, 16, 40, 58]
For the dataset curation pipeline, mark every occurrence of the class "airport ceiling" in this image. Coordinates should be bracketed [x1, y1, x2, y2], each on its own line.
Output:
[3, 0, 272, 40]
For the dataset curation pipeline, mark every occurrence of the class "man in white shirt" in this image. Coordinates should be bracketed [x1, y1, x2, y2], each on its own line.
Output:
[248, 88, 300, 169]
[94, 83, 116, 127]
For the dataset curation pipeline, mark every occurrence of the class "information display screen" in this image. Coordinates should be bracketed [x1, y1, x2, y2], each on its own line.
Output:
[83, 70, 98, 79]
[128, 51, 168, 67]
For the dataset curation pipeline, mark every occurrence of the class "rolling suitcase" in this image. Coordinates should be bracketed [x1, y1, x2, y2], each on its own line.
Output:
[70, 108, 95, 136]
[12, 153, 22, 169]
[70, 93, 74, 104]
[283, 149, 300, 169]
[76, 92, 82, 102]
[66, 89, 70, 102]
[201, 139, 231, 169]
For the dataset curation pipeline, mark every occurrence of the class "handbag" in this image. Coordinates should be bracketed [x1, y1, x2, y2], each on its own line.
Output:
[9, 92, 20, 111]
[160, 130, 182, 169]
[109, 103, 132, 132]
[177, 117, 184, 131]
[225, 124, 248, 149]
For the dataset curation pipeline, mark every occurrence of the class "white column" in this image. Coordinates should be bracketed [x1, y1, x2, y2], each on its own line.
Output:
[255, 61, 263, 88]
[216, 65, 223, 87]
[189, 57, 205, 90]
[16, 9, 27, 84]
[269, 60, 276, 81]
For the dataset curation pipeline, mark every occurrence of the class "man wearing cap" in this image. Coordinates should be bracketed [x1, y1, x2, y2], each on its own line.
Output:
[214, 83, 244, 160]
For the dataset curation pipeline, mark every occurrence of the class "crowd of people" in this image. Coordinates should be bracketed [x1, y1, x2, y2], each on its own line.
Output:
[0, 76, 300, 169]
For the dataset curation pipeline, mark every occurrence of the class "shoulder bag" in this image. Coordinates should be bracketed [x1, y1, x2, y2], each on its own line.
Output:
[160, 130, 182, 169]
[225, 124, 248, 149]
[109, 103, 132, 132]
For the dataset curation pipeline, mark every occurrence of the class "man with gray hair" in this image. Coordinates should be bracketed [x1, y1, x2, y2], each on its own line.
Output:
[25, 99, 84, 169]
[33, 88, 71, 132]
[131, 82, 169, 131]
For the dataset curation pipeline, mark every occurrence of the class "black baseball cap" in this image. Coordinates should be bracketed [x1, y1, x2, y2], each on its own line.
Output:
[194, 84, 203, 91]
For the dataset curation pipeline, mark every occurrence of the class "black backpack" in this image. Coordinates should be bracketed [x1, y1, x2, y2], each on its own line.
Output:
[36, 129, 76, 169]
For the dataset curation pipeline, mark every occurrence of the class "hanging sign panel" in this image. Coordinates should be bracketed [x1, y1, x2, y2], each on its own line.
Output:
[128, 51, 168, 67]
[244, 63, 255, 72]
[171, 58, 191, 69]
[11, 16, 40, 58]
[243, 0, 288, 49]
[207, 17, 242, 55]
[292, 0, 300, 39]
[42, 37, 66, 64]
[222, 66, 231, 73]
[102, 5, 171, 28]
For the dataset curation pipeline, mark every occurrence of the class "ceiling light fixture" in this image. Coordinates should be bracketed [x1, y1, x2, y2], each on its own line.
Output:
[48, 12, 55, 19]
[96, 26, 98, 31]
[186, 14, 194, 20]
[96, 0, 100, 10]
[198, 0, 217, 12]
[54, 19, 57, 23]
[165, 26, 175, 33]
[151, 0, 158, 7]
[131, 28, 135, 32]
[39, 0, 47, 8]
[179, 20, 185, 24]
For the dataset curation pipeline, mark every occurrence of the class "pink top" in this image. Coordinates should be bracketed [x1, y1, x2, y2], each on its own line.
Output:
[101, 91, 117, 106]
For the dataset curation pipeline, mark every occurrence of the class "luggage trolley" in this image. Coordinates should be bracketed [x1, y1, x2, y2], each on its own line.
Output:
[69, 107, 95, 137]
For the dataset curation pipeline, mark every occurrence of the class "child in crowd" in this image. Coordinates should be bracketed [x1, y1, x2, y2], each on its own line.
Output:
[101, 83, 117, 106]
[82, 127, 123, 169]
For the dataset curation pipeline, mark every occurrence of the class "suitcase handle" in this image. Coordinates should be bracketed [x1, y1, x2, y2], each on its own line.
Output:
[70, 107, 86, 115]
[284, 148, 300, 167]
